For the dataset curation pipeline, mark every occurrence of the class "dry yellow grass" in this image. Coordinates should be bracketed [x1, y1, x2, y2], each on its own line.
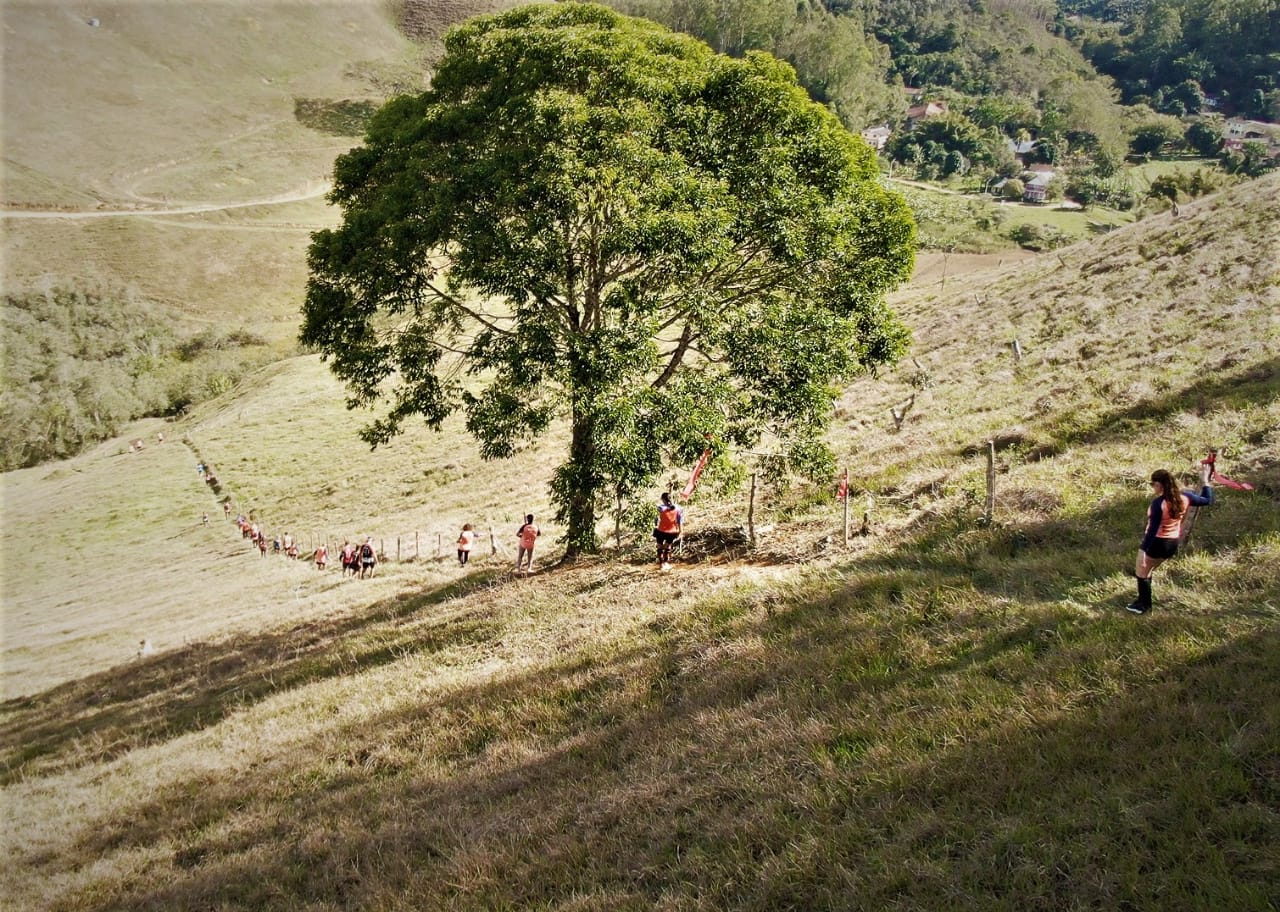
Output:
[0, 0, 494, 333]
[2, 1, 416, 209]
[2, 23, 1279, 903]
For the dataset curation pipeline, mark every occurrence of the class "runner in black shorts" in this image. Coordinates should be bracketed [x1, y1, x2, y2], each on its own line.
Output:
[653, 492, 683, 571]
[1129, 463, 1212, 614]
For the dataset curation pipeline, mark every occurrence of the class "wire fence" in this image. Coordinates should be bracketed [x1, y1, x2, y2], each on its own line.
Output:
[229, 522, 523, 566]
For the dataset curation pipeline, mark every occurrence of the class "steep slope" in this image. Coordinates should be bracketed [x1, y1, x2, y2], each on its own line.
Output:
[1, 178, 1276, 911]
[833, 171, 1279, 510]
[1, 1, 411, 209]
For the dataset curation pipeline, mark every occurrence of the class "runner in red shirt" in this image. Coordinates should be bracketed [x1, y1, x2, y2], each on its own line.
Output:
[1129, 464, 1213, 614]
[654, 492, 683, 571]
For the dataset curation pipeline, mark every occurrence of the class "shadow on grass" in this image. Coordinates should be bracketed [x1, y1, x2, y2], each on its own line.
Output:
[0, 569, 510, 784]
[9, 484, 1277, 909]
[46, 580, 1279, 911]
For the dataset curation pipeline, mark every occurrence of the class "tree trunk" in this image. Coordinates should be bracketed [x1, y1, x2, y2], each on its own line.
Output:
[561, 403, 600, 559]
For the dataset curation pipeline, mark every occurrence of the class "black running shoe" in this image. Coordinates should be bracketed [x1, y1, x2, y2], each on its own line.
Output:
[1125, 601, 1148, 615]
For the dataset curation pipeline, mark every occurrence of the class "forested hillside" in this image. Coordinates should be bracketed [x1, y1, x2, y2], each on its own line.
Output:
[1063, 0, 1280, 119]
[612, 0, 1132, 173]
[611, 0, 1276, 212]
[611, 0, 1121, 132]
[0, 289, 270, 469]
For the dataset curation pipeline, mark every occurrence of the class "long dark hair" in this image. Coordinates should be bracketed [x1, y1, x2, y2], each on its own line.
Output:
[1151, 469, 1184, 518]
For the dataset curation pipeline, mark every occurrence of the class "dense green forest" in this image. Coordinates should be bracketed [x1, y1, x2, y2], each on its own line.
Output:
[610, 0, 1276, 186]
[1062, 0, 1280, 119]
[0, 289, 270, 470]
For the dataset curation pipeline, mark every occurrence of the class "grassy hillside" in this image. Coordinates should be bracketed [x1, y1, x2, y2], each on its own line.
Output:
[1, 173, 1276, 909]
[1, 1, 416, 209]
[0, 0, 500, 332]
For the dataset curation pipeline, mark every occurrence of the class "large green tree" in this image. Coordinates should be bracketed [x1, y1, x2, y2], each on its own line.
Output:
[301, 3, 915, 556]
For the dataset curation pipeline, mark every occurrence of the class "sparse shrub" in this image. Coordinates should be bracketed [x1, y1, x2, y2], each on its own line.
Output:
[177, 328, 267, 361]
[1113, 190, 1138, 210]
[1007, 223, 1069, 251]
[294, 97, 379, 137]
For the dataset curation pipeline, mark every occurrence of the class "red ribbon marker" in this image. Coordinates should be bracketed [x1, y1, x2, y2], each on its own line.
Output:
[1201, 450, 1255, 491]
[679, 447, 712, 500]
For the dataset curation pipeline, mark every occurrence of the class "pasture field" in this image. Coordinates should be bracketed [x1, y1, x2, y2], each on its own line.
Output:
[1, 0, 418, 209]
[994, 200, 1131, 236]
[2, 173, 1277, 910]
[2, 3, 1278, 907]
[1123, 155, 1223, 194]
[1, 0, 423, 332]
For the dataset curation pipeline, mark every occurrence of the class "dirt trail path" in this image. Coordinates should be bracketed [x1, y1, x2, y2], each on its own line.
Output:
[0, 182, 330, 219]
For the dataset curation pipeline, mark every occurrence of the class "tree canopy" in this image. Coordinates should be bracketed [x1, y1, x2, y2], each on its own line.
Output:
[301, 2, 915, 555]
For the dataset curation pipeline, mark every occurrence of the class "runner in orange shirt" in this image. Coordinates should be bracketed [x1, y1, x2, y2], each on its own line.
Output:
[654, 492, 683, 571]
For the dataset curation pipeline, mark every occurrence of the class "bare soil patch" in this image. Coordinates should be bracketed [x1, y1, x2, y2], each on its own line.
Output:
[910, 249, 1038, 285]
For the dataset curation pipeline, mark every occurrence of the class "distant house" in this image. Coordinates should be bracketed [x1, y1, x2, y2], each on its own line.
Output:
[1023, 170, 1055, 203]
[1223, 119, 1280, 157]
[907, 100, 948, 124]
[1005, 137, 1038, 159]
[902, 86, 923, 103]
[860, 125, 892, 151]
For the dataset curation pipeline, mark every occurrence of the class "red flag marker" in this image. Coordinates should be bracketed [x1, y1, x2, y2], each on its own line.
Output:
[1202, 450, 1255, 491]
[680, 447, 712, 500]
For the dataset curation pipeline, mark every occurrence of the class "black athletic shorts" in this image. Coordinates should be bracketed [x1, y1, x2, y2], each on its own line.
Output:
[654, 530, 679, 544]
[1142, 537, 1179, 560]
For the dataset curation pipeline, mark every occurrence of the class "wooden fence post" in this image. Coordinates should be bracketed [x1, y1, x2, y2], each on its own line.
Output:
[490, 526, 497, 556]
[396, 536, 401, 563]
[842, 468, 850, 545]
[891, 394, 915, 431]
[985, 440, 996, 525]
[436, 533, 442, 558]
[415, 531, 419, 560]
[748, 473, 757, 546]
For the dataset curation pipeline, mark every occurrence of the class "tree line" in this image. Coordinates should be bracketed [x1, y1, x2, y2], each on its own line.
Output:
[608, 0, 1277, 185]
[1061, 0, 1280, 120]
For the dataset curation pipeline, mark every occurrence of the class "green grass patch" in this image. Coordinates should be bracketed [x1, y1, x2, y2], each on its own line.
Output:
[293, 97, 380, 137]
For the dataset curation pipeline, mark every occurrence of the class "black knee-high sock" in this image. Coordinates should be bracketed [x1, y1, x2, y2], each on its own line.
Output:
[1138, 576, 1152, 609]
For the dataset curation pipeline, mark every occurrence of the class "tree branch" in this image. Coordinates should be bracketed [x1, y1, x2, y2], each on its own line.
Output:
[652, 322, 695, 389]
[424, 280, 515, 337]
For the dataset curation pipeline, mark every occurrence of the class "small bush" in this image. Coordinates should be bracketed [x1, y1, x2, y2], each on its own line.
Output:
[1001, 178, 1026, 200]
[293, 97, 379, 137]
[1007, 223, 1070, 252]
